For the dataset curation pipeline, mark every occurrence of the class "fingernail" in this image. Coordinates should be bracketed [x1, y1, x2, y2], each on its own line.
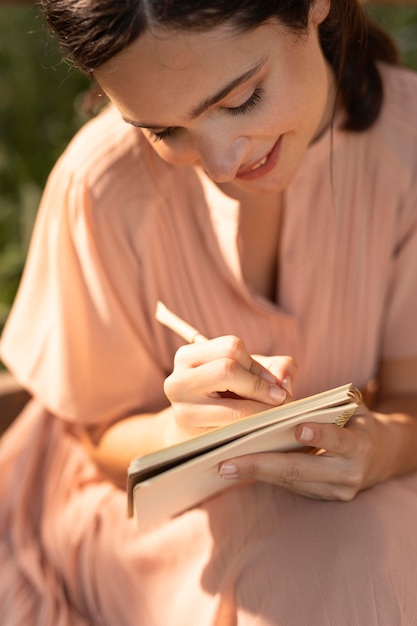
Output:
[219, 463, 239, 479]
[300, 426, 314, 442]
[269, 385, 287, 403]
[282, 376, 292, 396]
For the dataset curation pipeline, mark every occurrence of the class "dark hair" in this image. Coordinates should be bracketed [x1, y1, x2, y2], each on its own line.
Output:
[38, 0, 399, 131]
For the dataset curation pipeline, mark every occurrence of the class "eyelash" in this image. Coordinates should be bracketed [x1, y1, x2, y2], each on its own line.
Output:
[149, 86, 264, 143]
[226, 87, 264, 116]
[149, 127, 176, 143]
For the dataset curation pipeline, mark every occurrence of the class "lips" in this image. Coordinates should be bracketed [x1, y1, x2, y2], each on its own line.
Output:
[250, 155, 268, 170]
[236, 136, 282, 181]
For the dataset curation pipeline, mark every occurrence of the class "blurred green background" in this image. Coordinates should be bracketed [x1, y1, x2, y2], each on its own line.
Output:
[0, 5, 90, 341]
[0, 4, 417, 350]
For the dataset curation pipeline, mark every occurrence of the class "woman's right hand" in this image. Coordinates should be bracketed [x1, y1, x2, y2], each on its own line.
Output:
[163, 335, 297, 444]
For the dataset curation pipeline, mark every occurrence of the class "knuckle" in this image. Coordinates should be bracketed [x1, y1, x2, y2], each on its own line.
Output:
[222, 335, 245, 360]
[219, 357, 240, 380]
[248, 358, 263, 377]
[173, 343, 190, 366]
[238, 458, 258, 480]
[282, 463, 302, 483]
[332, 459, 364, 495]
[349, 462, 367, 489]
[343, 468, 363, 490]
[250, 372, 267, 396]
[285, 356, 298, 375]
[333, 425, 346, 448]
[357, 433, 373, 460]
[163, 369, 191, 402]
[163, 372, 174, 396]
[163, 373, 179, 402]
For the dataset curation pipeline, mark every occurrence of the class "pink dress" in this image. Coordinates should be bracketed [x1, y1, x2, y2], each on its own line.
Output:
[1, 63, 417, 625]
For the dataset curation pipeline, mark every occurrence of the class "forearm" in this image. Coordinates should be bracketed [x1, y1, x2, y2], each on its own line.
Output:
[372, 394, 417, 482]
[80, 407, 175, 488]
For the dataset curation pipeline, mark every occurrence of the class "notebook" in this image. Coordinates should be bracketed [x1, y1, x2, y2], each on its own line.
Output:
[128, 383, 362, 531]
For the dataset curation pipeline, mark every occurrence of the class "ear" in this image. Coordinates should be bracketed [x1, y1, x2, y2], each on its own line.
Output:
[310, 0, 331, 26]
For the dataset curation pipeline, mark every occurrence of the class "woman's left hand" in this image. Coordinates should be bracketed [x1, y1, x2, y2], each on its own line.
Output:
[218, 404, 392, 501]
[219, 357, 417, 500]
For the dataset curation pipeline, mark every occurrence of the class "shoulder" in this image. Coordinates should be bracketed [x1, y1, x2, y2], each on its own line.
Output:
[371, 63, 417, 176]
[41, 104, 191, 246]
[40, 104, 209, 254]
[55, 104, 177, 214]
[363, 64, 417, 238]
[380, 62, 417, 125]
[336, 64, 417, 198]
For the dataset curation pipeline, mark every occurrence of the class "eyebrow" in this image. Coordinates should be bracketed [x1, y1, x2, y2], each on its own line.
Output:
[123, 55, 267, 130]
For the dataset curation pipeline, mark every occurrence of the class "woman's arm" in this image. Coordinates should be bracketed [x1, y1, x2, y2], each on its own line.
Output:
[79, 407, 174, 488]
[367, 356, 417, 480]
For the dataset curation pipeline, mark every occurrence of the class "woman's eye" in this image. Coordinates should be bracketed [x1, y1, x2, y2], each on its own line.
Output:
[149, 127, 176, 143]
[226, 87, 264, 116]
[148, 87, 264, 141]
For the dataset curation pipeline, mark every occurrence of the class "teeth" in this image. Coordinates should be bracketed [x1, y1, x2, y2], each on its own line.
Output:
[251, 155, 268, 170]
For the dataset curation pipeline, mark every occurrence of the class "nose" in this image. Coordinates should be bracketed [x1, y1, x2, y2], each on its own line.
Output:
[195, 132, 251, 183]
[169, 126, 251, 183]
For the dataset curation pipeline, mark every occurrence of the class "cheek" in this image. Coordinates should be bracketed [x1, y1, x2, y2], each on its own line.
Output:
[275, 76, 326, 135]
[261, 72, 318, 136]
[274, 42, 328, 129]
[261, 89, 311, 136]
[141, 131, 189, 166]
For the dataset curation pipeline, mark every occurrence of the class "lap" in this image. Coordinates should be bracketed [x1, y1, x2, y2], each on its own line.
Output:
[2, 401, 417, 625]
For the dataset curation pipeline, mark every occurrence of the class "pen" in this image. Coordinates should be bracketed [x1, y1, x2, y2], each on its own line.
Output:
[155, 301, 208, 343]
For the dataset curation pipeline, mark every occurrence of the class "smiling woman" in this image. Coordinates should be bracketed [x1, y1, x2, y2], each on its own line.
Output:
[1, 1, 417, 625]
[94, 20, 334, 191]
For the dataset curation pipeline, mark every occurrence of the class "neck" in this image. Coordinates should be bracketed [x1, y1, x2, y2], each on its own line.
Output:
[237, 193, 284, 302]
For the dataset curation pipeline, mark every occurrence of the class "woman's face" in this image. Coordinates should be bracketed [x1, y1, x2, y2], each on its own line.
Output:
[95, 3, 335, 196]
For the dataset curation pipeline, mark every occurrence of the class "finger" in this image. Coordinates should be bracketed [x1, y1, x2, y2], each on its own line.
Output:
[174, 336, 278, 384]
[218, 449, 354, 487]
[295, 422, 358, 457]
[218, 451, 360, 500]
[165, 356, 287, 406]
[253, 355, 297, 396]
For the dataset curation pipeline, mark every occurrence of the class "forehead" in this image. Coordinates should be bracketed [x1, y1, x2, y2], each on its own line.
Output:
[94, 23, 283, 123]
[98, 22, 267, 74]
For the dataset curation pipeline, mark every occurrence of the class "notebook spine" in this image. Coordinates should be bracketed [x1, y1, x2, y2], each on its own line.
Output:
[334, 407, 358, 427]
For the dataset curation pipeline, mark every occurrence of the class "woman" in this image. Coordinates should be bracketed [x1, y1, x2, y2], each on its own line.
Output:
[1, 1, 417, 624]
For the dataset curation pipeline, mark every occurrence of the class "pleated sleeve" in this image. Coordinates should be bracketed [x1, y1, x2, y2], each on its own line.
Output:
[1, 115, 168, 425]
[381, 179, 417, 360]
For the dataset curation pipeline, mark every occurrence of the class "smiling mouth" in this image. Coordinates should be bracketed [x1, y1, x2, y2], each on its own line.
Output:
[236, 136, 282, 181]
[250, 155, 268, 170]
